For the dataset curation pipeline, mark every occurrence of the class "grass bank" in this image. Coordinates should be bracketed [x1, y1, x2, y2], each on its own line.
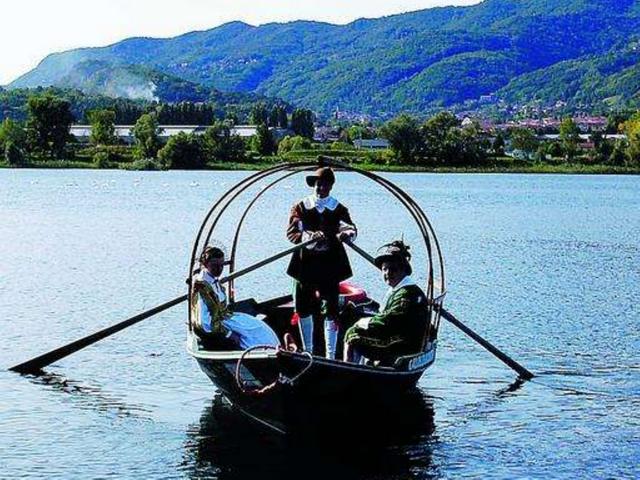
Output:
[2, 153, 639, 174]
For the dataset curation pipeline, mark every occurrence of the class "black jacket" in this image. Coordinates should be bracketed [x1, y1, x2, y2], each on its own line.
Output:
[286, 200, 355, 285]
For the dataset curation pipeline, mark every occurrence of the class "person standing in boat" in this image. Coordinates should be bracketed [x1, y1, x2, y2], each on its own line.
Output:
[286, 166, 357, 359]
[344, 241, 429, 365]
[192, 246, 280, 349]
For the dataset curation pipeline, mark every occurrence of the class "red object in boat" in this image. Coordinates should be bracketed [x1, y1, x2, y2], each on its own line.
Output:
[290, 281, 367, 325]
[339, 281, 367, 303]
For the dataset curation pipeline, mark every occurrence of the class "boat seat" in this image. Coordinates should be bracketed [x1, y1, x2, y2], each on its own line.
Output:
[230, 298, 259, 316]
[196, 332, 237, 352]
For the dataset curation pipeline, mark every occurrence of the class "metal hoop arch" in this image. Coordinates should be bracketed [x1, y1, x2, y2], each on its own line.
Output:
[226, 166, 316, 302]
[188, 159, 445, 331]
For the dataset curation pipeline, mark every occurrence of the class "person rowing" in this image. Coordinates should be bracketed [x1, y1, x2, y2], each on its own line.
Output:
[286, 166, 357, 359]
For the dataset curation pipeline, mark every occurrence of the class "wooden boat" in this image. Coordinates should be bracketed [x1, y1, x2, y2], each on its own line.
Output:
[186, 159, 446, 433]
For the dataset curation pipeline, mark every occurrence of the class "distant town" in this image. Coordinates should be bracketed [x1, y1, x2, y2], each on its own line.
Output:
[1, 92, 638, 173]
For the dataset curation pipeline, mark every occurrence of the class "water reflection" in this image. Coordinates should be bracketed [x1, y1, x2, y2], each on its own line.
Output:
[496, 377, 526, 397]
[28, 372, 152, 419]
[183, 391, 439, 480]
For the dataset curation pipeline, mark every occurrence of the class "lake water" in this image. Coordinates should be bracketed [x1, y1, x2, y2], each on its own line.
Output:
[1, 169, 638, 479]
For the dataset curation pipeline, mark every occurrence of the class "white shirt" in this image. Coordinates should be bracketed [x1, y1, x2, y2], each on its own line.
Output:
[302, 194, 338, 213]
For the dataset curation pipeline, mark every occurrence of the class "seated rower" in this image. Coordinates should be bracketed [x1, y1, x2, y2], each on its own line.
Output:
[191, 246, 280, 350]
[344, 241, 428, 365]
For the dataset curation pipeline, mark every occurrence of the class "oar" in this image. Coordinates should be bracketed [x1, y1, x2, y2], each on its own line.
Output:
[344, 241, 534, 380]
[9, 238, 317, 375]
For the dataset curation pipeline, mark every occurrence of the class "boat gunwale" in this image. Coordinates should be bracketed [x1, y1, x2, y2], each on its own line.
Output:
[187, 332, 436, 377]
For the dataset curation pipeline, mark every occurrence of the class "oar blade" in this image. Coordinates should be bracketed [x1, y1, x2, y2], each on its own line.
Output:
[9, 294, 188, 375]
[344, 240, 534, 380]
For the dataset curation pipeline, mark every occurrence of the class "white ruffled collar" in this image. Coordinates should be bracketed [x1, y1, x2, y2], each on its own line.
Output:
[391, 275, 415, 292]
[195, 269, 219, 284]
[382, 275, 415, 306]
[303, 194, 338, 212]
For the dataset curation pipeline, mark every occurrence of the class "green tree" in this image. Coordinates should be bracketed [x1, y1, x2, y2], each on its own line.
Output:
[202, 121, 246, 162]
[509, 128, 538, 159]
[269, 105, 288, 128]
[559, 117, 580, 161]
[436, 126, 486, 166]
[421, 112, 486, 166]
[492, 132, 505, 157]
[534, 145, 547, 163]
[93, 150, 112, 169]
[26, 94, 74, 158]
[252, 123, 276, 156]
[547, 141, 563, 158]
[623, 114, 640, 166]
[132, 113, 162, 159]
[250, 102, 269, 126]
[5, 141, 26, 166]
[225, 110, 239, 125]
[158, 132, 206, 169]
[609, 139, 629, 166]
[380, 114, 422, 164]
[331, 141, 354, 151]
[346, 125, 375, 143]
[290, 109, 315, 139]
[0, 119, 27, 151]
[88, 109, 116, 146]
[277, 106, 288, 128]
[278, 135, 311, 155]
[421, 112, 460, 164]
[606, 112, 632, 134]
[458, 125, 488, 165]
[589, 131, 613, 164]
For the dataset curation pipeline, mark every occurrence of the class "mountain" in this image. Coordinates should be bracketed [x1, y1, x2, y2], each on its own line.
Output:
[496, 43, 640, 109]
[9, 0, 640, 116]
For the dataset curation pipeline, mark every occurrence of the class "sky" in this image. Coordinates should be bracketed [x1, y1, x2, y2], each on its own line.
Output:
[0, 0, 482, 86]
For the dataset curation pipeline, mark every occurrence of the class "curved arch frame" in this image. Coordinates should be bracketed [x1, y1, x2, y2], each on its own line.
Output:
[188, 159, 446, 340]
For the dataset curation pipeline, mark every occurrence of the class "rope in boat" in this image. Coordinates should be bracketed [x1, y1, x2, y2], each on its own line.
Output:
[234, 345, 314, 396]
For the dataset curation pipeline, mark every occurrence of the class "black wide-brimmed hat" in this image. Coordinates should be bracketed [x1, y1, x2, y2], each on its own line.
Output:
[306, 167, 336, 187]
[374, 240, 412, 275]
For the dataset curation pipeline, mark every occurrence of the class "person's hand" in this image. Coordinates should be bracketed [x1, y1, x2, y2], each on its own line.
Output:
[310, 231, 325, 241]
[338, 229, 355, 242]
[355, 317, 371, 330]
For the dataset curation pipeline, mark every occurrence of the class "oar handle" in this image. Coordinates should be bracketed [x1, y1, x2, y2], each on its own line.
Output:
[343, 240, 534, 380]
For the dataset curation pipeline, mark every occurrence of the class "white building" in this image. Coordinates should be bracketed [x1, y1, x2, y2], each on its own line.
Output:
[353, 138, 390, 150]
[69, 124, 289, 144]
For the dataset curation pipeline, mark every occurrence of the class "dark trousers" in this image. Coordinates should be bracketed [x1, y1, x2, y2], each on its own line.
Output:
[293, 280, 340, 319]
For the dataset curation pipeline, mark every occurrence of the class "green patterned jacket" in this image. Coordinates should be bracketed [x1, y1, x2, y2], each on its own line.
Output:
[345, 283, 429, 361]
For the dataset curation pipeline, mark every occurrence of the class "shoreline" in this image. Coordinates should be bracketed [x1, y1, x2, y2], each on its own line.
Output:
[2, 161, 639, 174]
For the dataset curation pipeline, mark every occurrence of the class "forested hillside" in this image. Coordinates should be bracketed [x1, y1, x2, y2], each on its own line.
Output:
[9, 0, 640, 116]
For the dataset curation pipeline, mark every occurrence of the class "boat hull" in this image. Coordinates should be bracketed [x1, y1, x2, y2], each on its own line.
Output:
[190, 336, 436, 433]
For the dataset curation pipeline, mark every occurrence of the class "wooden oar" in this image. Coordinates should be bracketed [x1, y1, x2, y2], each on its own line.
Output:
[9, 238, 317, 375]
[344, 241, 534, 380]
